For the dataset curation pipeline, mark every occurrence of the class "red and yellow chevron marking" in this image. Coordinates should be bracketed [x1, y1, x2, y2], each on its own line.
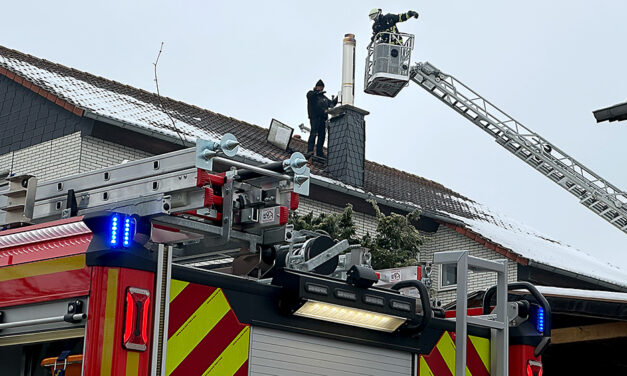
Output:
[419, 332, 491, 376]
[83, 266, 154, 376]
[166, 280, 249, 376]
[0, 254, 91, 307]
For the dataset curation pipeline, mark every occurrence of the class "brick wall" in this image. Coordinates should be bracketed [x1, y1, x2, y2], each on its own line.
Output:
[420, 225, 518, 304]
[0, 133, 153, 182]
[0, 132, 82, 181]
[79, 136, 152, 172]
[0, 75, 93, 155]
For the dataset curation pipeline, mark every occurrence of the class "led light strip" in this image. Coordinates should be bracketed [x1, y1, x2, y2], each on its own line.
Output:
[294, 300, 406, 333]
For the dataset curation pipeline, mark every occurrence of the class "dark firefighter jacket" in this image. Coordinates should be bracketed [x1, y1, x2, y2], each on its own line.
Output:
[372, 12, 413, 43]
[306, 90, 338, 120]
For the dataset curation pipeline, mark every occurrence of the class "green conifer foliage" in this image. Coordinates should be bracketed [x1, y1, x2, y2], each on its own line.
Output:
[361, 200, 424, 269]
[289, 201, 423, 269]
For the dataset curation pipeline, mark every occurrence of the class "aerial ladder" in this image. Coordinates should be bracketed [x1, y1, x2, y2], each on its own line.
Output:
[365, 32, 627, 236]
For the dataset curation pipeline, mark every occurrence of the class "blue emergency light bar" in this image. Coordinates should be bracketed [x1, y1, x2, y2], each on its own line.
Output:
[109, 214, 135, 248]
[536, 306, 544, 333]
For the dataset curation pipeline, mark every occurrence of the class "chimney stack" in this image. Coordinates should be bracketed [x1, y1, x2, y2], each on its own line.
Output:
[326, 33, 369, 188]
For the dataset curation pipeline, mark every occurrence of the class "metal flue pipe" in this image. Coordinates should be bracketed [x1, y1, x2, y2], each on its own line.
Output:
[341, 33, 356, 106]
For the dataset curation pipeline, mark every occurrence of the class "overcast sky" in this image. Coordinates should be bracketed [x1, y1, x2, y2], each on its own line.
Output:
[3, 1, 626, 269]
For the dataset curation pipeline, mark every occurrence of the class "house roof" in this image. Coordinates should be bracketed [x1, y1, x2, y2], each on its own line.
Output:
[1, 45, 626, 290]
[593, 101, 627, 123]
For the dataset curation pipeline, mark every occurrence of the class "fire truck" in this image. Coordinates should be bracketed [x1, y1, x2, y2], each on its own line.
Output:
[0, 133, 549, 376]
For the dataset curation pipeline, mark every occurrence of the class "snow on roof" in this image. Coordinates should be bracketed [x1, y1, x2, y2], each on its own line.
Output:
[0, 54, 220, 144]
[445, 210, 627, 288]
[0, 54, 282, 165]
[515, 285, 627, 303]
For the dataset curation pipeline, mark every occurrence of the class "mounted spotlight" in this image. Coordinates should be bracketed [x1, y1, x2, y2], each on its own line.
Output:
[267, 119, 294, 151]
[273, 269, 428, 333]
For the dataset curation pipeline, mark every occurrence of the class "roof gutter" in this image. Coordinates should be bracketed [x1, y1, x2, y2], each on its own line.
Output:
[527, 260, 627, 292]
[83, 110, 194, 147]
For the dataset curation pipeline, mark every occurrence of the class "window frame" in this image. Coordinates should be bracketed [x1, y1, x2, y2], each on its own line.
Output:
[438, 263, 458, 291]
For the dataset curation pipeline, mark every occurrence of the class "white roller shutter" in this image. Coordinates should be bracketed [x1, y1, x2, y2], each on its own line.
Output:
[249, 326, 413, 376]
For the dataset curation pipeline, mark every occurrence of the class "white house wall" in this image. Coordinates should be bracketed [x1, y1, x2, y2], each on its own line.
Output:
[79, 135, 151, 173]
[0, 133, 152, 181]
[0, 132, 81, 181]
[420, 225, 518, 304]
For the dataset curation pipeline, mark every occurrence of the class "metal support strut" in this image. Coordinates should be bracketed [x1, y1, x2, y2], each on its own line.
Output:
[434, 250, 509, 376]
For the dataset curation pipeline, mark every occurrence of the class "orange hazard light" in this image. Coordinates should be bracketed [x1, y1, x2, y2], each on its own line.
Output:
[123, 287, 151, 351]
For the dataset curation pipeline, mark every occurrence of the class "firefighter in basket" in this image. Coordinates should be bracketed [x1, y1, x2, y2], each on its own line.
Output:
[369, 8, 419, 45]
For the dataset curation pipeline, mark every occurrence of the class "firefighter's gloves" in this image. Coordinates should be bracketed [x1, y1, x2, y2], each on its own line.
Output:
[408, 10, 419, 18]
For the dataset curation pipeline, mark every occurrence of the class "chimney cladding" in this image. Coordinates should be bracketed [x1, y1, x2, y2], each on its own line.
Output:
[326, 105, 369, 187]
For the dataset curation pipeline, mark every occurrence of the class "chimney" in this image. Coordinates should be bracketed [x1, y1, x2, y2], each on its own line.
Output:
[326, 34, 369, 187]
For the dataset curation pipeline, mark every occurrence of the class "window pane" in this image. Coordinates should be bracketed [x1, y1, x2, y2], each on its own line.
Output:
[442, 264, 457, 287]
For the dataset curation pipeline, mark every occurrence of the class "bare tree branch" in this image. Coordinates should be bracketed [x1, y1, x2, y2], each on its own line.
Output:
[153, 42, 187, 147]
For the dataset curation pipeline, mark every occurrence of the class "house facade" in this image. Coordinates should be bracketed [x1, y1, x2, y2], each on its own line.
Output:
[1, 45, 626, 308]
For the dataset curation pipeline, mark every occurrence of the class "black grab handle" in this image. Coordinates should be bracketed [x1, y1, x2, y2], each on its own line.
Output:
[390, 280, 432, 333]
[482, 281, 551, 337]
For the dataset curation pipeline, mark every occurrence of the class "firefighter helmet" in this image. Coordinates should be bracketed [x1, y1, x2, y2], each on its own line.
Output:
[369, 8, 381, 20]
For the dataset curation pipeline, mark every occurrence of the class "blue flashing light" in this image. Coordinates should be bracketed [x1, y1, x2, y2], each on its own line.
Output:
[536, 306, 544, 333]
[109, 215, 120, 246]
[110, 214, 135, 249]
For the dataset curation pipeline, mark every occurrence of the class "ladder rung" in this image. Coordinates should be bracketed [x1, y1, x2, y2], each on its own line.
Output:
[0, 203, 25, 211]
[2, 190, 27, 198]
[583, 199, 597, 206]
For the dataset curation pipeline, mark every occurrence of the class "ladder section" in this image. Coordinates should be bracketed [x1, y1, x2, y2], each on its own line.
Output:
[410, 62, 627, 235]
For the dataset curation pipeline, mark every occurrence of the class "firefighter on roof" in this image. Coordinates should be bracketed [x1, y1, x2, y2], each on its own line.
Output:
[369, 8, 419, 44]
[306, 79, 337, 159]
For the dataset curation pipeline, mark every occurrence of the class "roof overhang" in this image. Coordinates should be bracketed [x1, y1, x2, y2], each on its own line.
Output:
[511, 285, 627, 320]
[593, 101, 627, 123]
[527, 260, 627, 292]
